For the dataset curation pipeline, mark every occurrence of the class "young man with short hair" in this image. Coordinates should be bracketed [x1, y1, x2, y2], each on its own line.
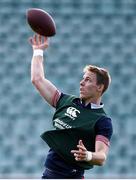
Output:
[29, 34, 113, 179]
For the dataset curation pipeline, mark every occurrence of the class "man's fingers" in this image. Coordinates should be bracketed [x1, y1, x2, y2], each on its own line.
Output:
[72, 152, 87, 161]
[77, 145, 86, 151]
[74, 153, 86, 158]
[71, 150, 86, 155]
[28, 37, 37, 47]
[28, 37, 33, 44]
[39, 42, 48, 50]
[38, 34, 42, 43]
[44, 36, 48, 42]
[79, 140, 86, 148]
[43, 42, 49, 48]
[29, 34, 49, 50]
[71, 140, 88, 161]
[34, 34, 37, 43]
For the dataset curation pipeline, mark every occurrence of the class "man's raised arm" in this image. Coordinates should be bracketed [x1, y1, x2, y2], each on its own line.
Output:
[29, 34, 60, 107]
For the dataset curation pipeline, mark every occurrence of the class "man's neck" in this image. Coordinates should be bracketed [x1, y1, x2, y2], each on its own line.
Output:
[83, 97, 101, 106]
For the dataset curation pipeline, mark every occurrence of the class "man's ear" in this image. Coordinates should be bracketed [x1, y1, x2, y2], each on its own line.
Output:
[97, 84, 104, 94]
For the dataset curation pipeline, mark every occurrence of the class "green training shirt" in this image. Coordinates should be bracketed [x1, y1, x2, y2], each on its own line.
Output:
[41, 94, 107, 169]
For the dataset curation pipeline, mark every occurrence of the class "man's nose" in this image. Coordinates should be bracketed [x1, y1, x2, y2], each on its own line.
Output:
[80, 80, 84, 86]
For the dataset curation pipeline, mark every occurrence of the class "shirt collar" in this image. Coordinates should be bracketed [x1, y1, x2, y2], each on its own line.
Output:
[91, 102, 104, 109]
[80, 99, 104, 109]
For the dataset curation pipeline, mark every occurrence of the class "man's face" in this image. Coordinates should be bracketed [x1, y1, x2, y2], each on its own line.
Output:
[80, 71, 100, 101]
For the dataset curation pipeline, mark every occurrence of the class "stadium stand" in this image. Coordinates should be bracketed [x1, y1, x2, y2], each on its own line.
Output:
[0, 0, 136, 178]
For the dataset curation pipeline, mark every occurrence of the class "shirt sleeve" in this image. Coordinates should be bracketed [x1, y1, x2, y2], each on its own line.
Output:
[95, 117, 113, 146]
[52, 90, 61, 107]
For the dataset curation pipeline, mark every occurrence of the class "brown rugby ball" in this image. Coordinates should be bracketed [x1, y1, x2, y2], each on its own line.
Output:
[26, 8, 56, 37]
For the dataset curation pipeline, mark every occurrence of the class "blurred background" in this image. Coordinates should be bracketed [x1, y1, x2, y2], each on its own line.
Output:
[0, 0, 136, 178]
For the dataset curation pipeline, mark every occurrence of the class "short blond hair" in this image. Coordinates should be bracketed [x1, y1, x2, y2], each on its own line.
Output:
[83, 65, 111, 94]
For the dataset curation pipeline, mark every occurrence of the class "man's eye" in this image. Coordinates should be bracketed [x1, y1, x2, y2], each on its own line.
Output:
[86, 78, 91, 82]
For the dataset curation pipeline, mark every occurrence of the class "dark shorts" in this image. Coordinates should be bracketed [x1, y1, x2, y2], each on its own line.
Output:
[42, 167, 84, 179]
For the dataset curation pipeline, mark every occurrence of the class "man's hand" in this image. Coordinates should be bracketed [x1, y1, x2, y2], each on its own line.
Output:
[29, 34, 49, 50]
[71, 140, 91, 161]
[71, 139, 108, 165]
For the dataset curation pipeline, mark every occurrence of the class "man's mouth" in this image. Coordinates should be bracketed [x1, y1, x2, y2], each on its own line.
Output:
[80, 88, 84, 92]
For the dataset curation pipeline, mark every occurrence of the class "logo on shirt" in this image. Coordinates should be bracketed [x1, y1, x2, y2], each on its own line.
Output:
[54, 118, 72, 129]
[65, 107, 80, 120]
